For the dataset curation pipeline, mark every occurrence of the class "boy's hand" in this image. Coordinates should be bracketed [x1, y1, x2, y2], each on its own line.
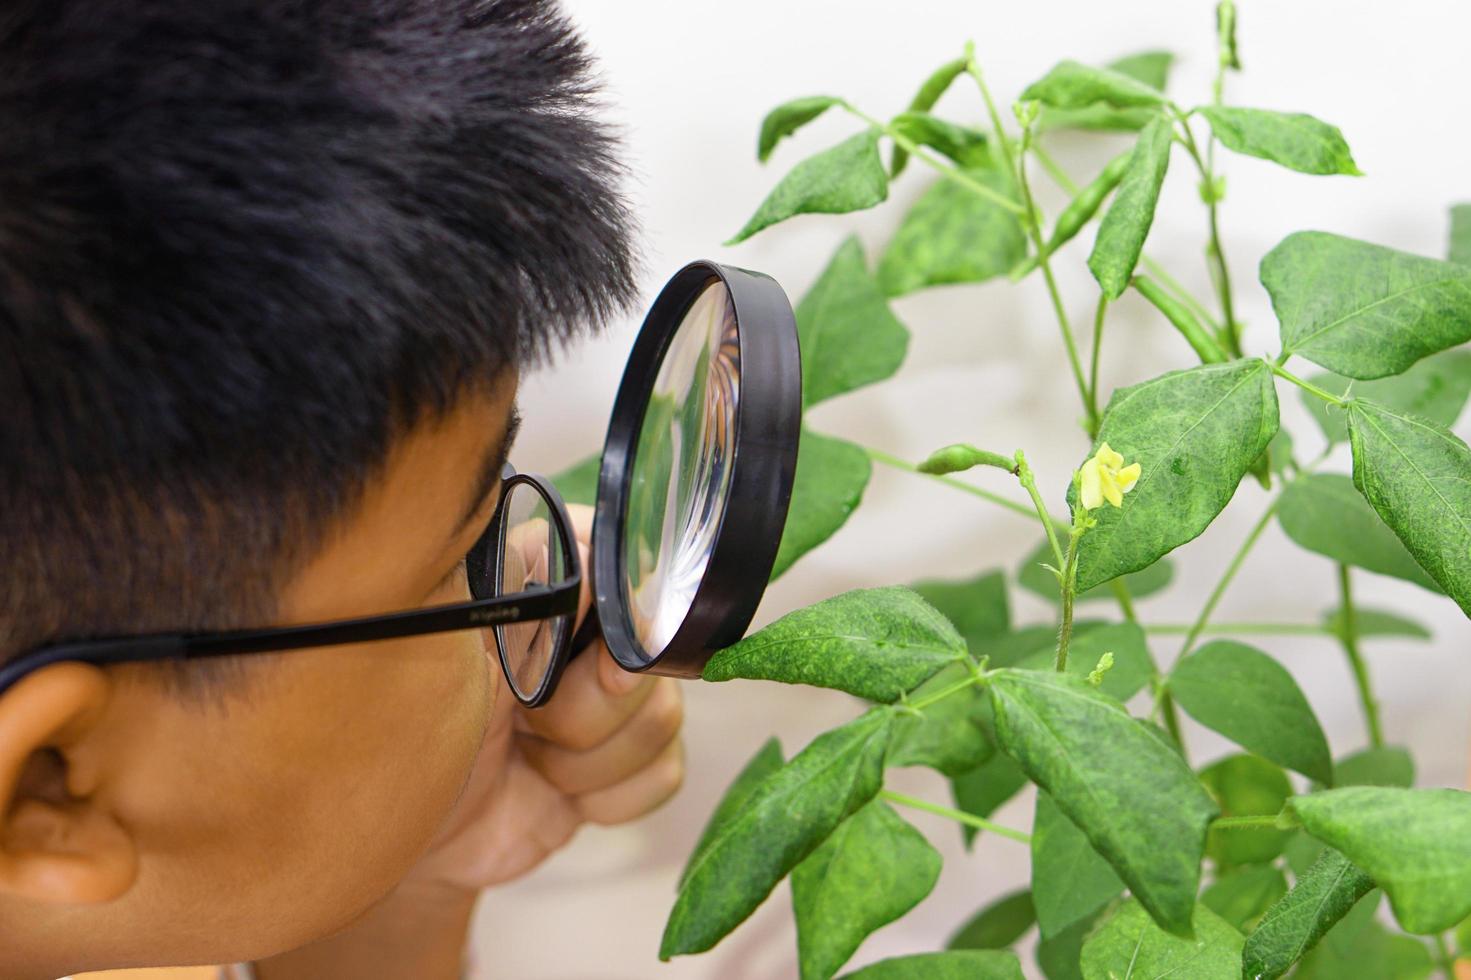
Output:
[403, 504, 686, 892]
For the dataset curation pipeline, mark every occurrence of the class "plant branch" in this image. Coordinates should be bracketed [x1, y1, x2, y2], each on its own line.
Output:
[866, 446, 1040, 520]
[1110, 578, 1138, 624]
[1212, 814, 1289, 831]
[1269, 362, 1347, 405]
[1014, 451, 1066, 570]
[904, 673, 984, 713]
[880, 789, 1032, 844]
[1337, 564, 1385, 748]
[1088, 295, 1108, 431]
[1179, 493, 1283, 659]
[1172, 111, 1243, 356]
[1147, 623, 1334, 637]
[1056, 529, 1082, 672]
[839, 103, 1026, 215]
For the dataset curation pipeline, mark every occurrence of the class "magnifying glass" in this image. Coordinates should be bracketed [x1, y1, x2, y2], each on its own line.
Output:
[495, 260, 801, 705]
[592, 261, 801, 677]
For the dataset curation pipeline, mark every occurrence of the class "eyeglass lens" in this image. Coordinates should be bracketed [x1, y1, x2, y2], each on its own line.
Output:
[493, 481, 575, 700]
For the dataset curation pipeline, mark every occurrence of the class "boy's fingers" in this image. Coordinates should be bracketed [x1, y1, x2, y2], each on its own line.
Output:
[517, 640, 657, 750]
[574, 736, 685, 827]
[518, 678, 683, 796]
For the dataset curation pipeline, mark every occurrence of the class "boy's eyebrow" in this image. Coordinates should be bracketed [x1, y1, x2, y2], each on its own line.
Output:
[451, 404, 522, 541]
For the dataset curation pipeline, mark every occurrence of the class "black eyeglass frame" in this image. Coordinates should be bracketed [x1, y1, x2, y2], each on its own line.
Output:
[0, 467, 583, 708]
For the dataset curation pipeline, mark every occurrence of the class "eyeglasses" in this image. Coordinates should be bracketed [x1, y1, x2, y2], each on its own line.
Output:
[0, 465, 583, 708]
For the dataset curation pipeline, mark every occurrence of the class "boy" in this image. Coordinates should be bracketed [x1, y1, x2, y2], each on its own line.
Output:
[0, 0, 685, 977]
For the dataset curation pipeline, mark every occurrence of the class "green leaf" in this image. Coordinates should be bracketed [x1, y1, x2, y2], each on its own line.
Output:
[1201, 865, 1287, 931]
[890, 57, 970, 178]
[949, 890, 1036, 951]
[1079, 900, 1243, 980]
[1198, 106, 1360, 176]
[727, 129, 889, 245]
[1087, 113, 1173, 299]
[1277, 474, 1442, 592]
[797, 236, 910, 408]
[1300, 350, 1471, 444]
[1347, 400, 1471, 615]
[1169, 641, 1332, 783]
[1039, 51, 1175, 132]
[911, 569, 1009, 651]
[1017, 539, 1175, 604]
[680, 738, 784, 888]
[792, 799, 942, 980]
[1262, 232, 1471, 378]
[758, 95, 842, 162]
[888, 661, 993, 776]
[1013, 622, 1156, 702]
[1021, 59, 1167, 111]
[550, 453, 601, 506]
[771, 428, 872, 581]
[951, 751, 1029, 848]
[661, 709, 894, 958]
[1239, 847, 1376, 980]
[1031, 791, 1124, 938]
[1073, 360, 1279, 592]
[1199, 754, 1294, 867]
[840, 950, 1024, 980]
[1294, 903, 1435, 980]
[1283, 831, 1328, 878]
[1335, 747, 1415, 788]
[1290, 787, 1471, 933]
[877, 170, 1026, 298]
[889, 112, 991, 170]
[988, 670, 1218, 934]
[1036, 910, 1104, 980]
[1450, 203, 1471, 265]
[1323, 606, 1432, 641]
[703, 587, 966, 701]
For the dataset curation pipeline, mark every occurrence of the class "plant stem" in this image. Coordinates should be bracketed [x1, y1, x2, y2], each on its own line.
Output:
[1012, 133, 1094, 432]
[839, 103, 1025, 215]
[1088, 295, 1108, 431]
[1269, 362, 1347, 406]
[963, 49, 1015, 174]
[1433, 933, 1456, 980]
[880, 789, 1032, 844]
[1147, 623, 1334, 637]
[1015, 451, 1066, 570]
[905, 673, 984, 712]
[1030, 142, 1079, 193]
[865, 446, 1040, 521]
[1179, 494, 1283, 659]
[1056, 530, 1081, 672]
[1211, 814, 1286, 831]
[1173, 112, 1242, 357]
[1337, 564, 1385, 749]
[1110, 578, 1138, 623]
[1160, 689, 1186, 751]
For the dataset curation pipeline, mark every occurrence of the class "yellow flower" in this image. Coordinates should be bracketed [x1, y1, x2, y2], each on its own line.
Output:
[1080, 442, 1141, 510]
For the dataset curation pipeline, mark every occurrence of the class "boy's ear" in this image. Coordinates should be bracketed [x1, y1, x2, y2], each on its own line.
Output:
[0, 662, 138, 905]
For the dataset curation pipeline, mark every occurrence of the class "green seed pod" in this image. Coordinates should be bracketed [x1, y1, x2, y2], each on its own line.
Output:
[1134, 276, 1229, 364]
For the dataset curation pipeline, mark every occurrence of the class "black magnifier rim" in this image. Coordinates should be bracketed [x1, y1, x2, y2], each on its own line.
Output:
[484, 471, 582, 708]
[592, 261, 800, 679]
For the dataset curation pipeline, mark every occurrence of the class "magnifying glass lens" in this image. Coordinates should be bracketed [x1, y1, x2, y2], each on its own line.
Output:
[623, 281, 739, 658]
[494, 480, 576, 700]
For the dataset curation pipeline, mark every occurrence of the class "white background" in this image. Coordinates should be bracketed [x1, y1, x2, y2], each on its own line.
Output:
[475, 2, 1471, 977]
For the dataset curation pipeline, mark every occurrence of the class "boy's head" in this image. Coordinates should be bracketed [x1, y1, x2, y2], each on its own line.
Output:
[0, 0, 637, 971]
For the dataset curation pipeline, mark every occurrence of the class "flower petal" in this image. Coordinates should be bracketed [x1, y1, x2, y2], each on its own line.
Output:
[1116, 462, 1141, 494]
[1102, 473, 1124, 508]
[1080, 456, 1104, 511]
[1097, 442, 1124, 470]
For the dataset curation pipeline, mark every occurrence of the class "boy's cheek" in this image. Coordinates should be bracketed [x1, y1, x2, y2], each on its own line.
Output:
[102, 630, 497, 961]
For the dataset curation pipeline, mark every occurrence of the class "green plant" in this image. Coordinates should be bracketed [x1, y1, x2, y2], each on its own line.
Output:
[563, 5, 1471, 978]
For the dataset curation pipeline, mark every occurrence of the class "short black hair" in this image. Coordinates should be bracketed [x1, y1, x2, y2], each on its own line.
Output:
[0, 0, 639, 664]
